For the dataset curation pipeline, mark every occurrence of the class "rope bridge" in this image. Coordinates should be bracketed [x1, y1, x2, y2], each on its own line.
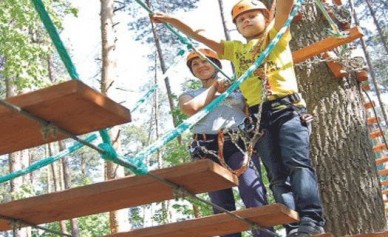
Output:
[2, 0, 367, 236]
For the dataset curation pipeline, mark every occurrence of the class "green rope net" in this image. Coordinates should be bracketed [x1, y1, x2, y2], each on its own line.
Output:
[29, 0, 147, 175]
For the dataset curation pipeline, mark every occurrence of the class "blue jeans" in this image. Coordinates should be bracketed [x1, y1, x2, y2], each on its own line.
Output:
[193, 136, 273, 237]
[254, 108, 324, 234]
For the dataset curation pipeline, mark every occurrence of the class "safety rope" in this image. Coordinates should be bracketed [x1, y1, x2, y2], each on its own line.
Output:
[0, 134, 97, 183]
[129, 0, 304, 162]
[0, 1, 303, 235]
[0, 71, 170, 183]
[362, 88, 388, 155]
[0, 214, 72, 237]
[0, 46, 188, 183]
[0, 98, 146, 175]
[145, 172, 278, 236]
[131, 49, 185, 111]
[134, 0, 233, 81]
[294, 0, 357, 68]
[314, 0, 344, 37]
[18, 0, 147, 174]
[128, 0, 304, 234]
[31, 0, 79, 80]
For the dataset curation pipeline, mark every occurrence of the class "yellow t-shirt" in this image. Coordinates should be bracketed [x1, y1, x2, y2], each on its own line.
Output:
[220, 27, 305, 108]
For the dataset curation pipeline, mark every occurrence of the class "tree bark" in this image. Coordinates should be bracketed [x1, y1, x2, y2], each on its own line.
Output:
[146, 0, 181, 145]
[290, 3, 386, 235]
[217, 0, 235, 73]
[100, 0, 131, 233]
[58, 141, 80, 237]
[6, 77, 31, 237]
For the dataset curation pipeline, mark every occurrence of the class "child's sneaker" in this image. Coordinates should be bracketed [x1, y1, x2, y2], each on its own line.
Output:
[287, 222, 325, 237]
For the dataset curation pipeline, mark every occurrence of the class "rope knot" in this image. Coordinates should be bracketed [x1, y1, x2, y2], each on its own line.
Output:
[98, 143, 118, 161]
[126, 157, 148, 175]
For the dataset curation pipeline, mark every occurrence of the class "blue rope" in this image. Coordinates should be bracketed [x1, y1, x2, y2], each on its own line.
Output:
[129, 0, 305, 162]
[0, 95, 156, 184]
[30, 0, 80, 80]
[0, 134, 98, 183]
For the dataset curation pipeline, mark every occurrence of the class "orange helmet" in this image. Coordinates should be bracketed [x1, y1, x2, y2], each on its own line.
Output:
[232, 0, 268, 23]
[186, 48, 221, 70]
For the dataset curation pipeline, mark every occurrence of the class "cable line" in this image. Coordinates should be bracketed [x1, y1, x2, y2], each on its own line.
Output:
[123, 1, 303, 233]
[134, 0, 233, 81]
[0, 48, 187, 183]
[0, 214, 72, 237]
[3, 0, 148, 174]
[131, 0, 304, 163]
[314, 0, 344, 37]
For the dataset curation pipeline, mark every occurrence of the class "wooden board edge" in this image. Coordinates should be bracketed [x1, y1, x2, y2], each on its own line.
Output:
[105, 204, 299, 237]
[292, 26, 364, 63]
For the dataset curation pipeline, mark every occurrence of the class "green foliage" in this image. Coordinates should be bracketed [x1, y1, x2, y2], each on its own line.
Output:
[162, 138, 191, 165]
[31, 213, 109, 237]
[151, 207, 169, 224]
[184, 193, 214, 217]
[171, 202, 194, 217]
[128, 207, 144, 228]
[182, 78, 202, 90]
[10, 183, 35, 199]
[77, 214, 110, 237]
[0, 0, 77, 91]
[121, 124, 150, 156]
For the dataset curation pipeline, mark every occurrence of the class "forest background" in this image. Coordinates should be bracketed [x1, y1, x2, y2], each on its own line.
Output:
[0, 0, 387, 236]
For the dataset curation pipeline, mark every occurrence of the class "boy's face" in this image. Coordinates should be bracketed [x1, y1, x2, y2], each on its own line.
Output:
[235, 9, 266, 39]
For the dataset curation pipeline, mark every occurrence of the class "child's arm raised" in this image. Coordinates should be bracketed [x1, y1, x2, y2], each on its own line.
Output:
[151, 13, 224, 55]
[274, 0, 296, 32]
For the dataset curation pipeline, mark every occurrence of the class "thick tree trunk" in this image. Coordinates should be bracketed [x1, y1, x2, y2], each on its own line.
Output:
[291, 3, 386, 235]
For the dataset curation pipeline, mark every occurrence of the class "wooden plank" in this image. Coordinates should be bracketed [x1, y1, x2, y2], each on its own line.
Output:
[0, 160, 238, 231]
[364, 101, 375, 109]
[367, 117, 380, 125]
[106, 204, 299, 237]
[361, 84, 371, 91]
[370, 130, 384, 139]
[378, 169, 388, 176]
[380, 180, 388, 186]
[332, 0, 343, 5]
[376, 156, 388, 165]
[322, 51, 348, 79]
[292, 27, 364, 63]
[356, 70, 369, 82]
[344, 231, 388, 237]
[0, 80, 131, 155]
[373, 143, 388, 153]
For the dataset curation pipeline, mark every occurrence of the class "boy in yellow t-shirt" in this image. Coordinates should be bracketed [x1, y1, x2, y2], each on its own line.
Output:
[151, 1, 325, 236]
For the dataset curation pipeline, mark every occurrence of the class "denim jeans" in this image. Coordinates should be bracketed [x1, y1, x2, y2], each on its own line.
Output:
[194, 137, 273, 237]
[254, 108, 324, 234]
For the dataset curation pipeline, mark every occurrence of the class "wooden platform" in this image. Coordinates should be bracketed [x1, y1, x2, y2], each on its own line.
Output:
[0, 80, 131, 155]
[292, 27, 363, 63]
[344, 231, 388, 237]
[0, 160, 238, 231]
[106, 204, 299, 237]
